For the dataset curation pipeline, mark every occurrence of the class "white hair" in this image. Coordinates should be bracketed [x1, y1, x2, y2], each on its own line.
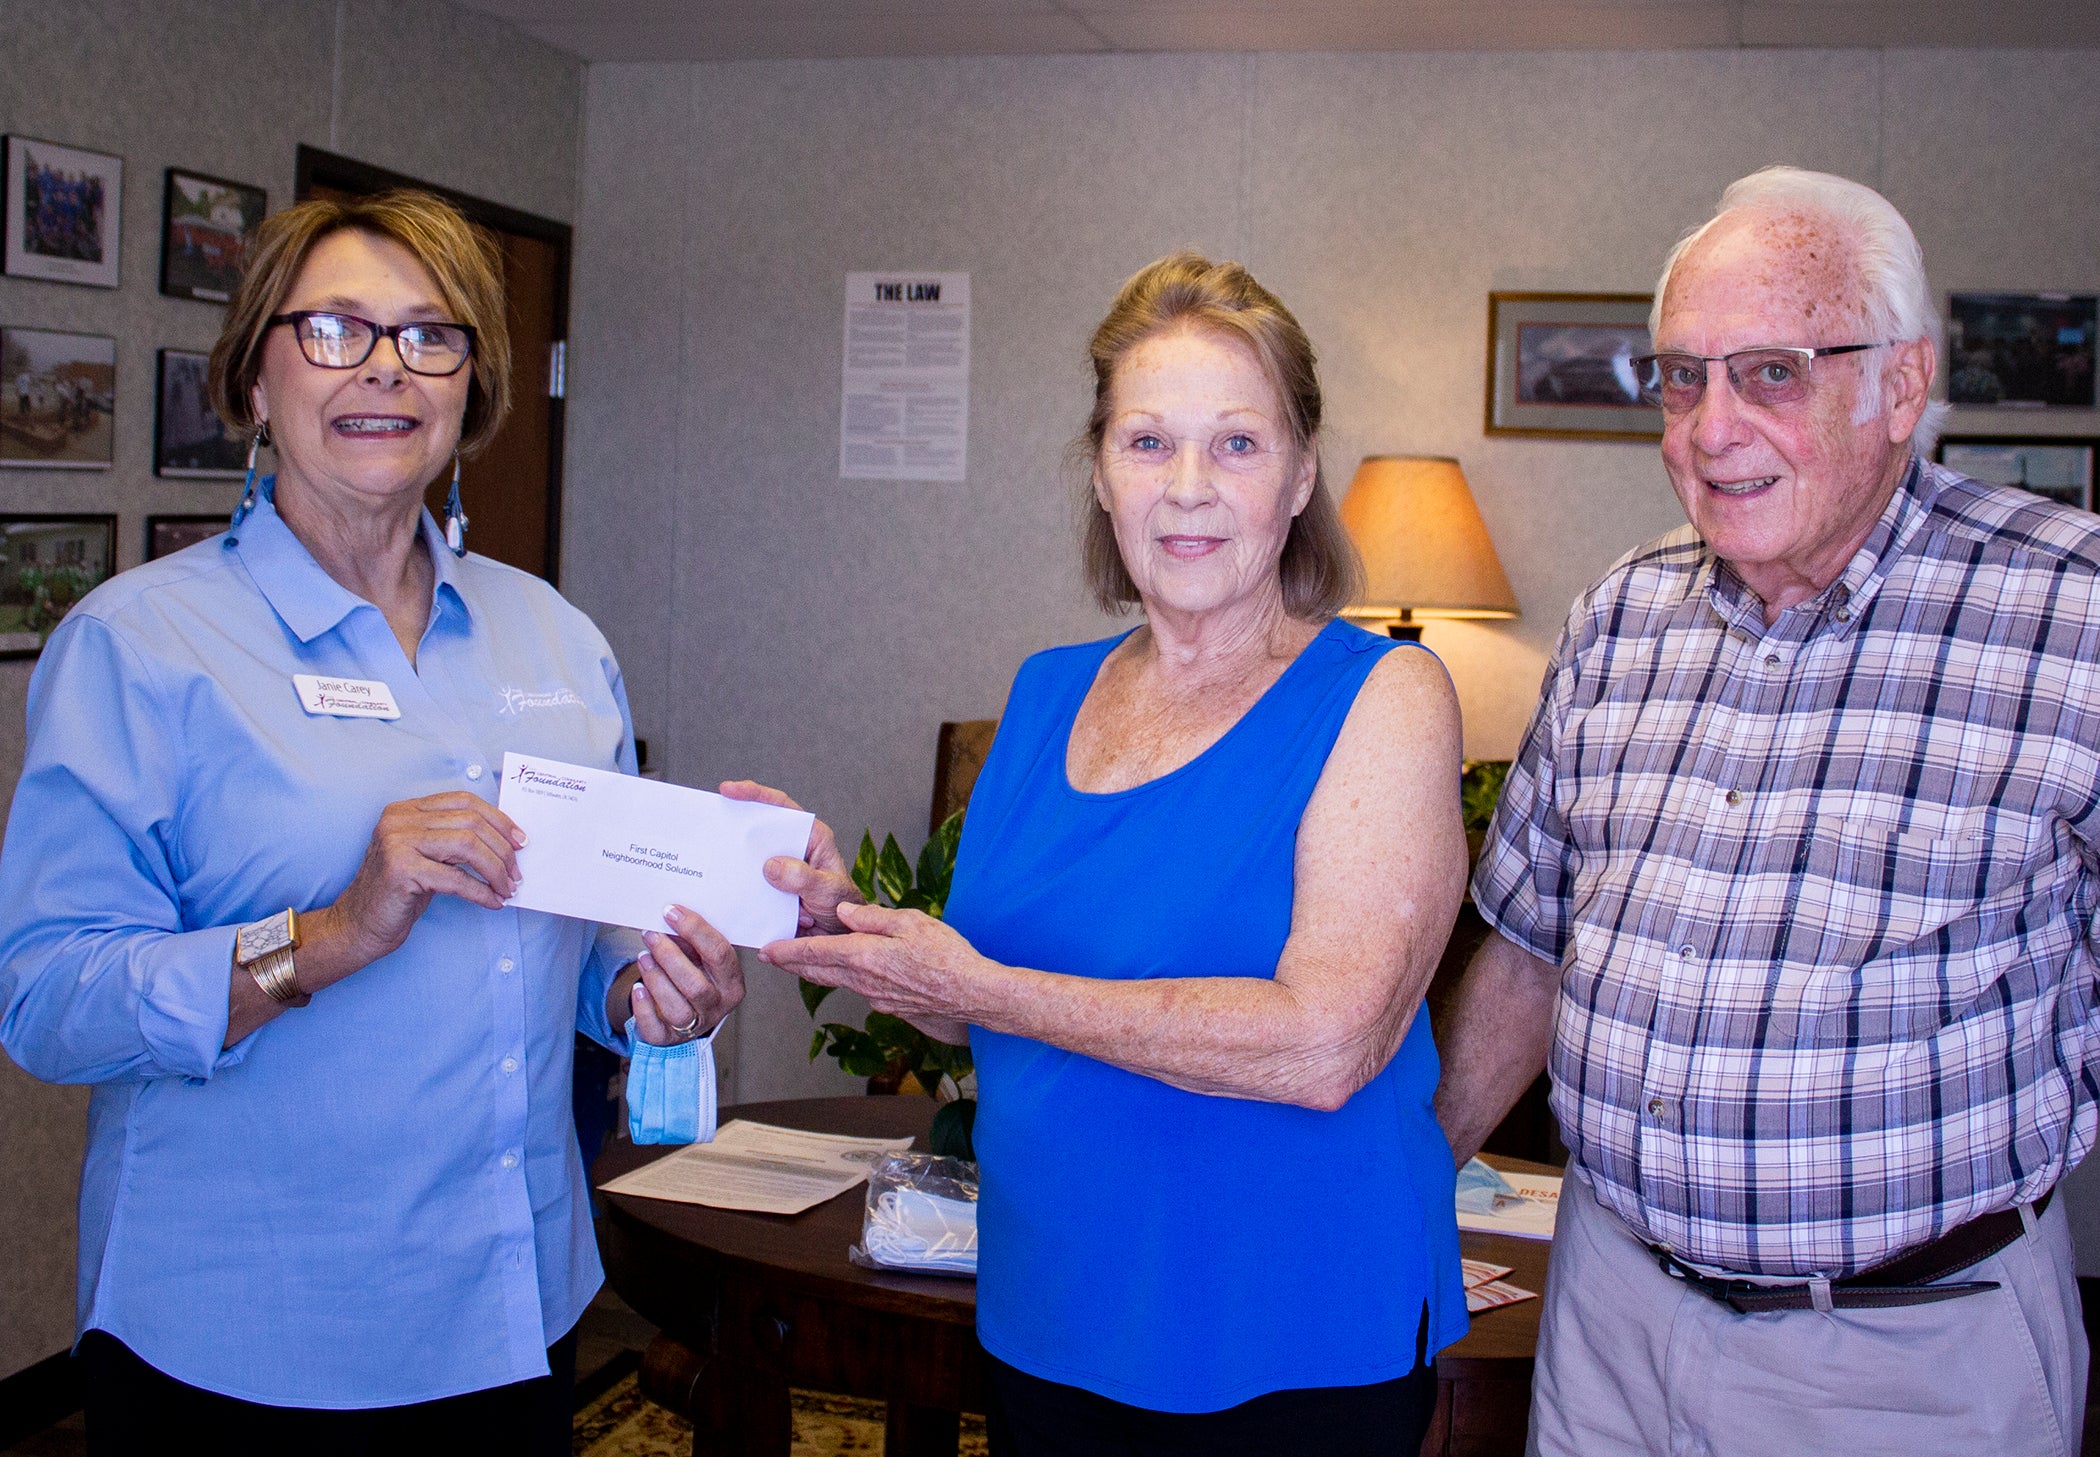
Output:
[1650, 165, 1950, 450]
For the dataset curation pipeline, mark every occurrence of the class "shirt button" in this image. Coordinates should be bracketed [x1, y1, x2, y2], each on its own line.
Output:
[1677, 945, 1697, 959]
[1834, 605, 1853, 623]
[466, 763, 485, 780]
[1764, 653, 1781, 669]
[500, 1151, 518, 1169]
[1725, 788, 1742, 806]
[1649, 1098, 1668, 1119]
[499, 957, 515, 973]
[501, 1056, 519, 1074]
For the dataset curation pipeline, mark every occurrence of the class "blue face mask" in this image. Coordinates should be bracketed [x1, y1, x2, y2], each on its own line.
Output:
[624, 1017, 719, 1146]
[1454, 1156, 1518, 1215]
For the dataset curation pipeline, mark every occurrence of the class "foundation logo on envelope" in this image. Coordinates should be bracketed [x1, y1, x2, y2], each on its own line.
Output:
[509, 761, 588, 801]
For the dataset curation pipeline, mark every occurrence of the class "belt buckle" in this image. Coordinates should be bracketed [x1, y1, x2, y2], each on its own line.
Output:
[1649, 1244, 1727, 1297]
[1650, 1244, 1803, 1312]
[1649, 1244, 1693, 1280]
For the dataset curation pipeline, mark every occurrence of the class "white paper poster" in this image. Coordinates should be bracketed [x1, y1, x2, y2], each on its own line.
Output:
[840, 271, 970, 482]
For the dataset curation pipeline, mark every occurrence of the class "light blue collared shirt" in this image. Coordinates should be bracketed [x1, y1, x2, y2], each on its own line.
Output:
[0, 485, 695, 1407]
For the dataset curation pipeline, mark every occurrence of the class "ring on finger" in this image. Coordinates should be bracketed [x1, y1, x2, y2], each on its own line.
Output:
[669, 1012, 702, 1038]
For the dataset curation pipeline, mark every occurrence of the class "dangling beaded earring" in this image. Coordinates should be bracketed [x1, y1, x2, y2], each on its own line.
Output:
[443, 453, 468, 556]
[231, 423, 271, 528]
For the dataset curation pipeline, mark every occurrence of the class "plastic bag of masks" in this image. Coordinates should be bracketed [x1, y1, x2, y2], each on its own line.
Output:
[850, 1152, 978, 1276]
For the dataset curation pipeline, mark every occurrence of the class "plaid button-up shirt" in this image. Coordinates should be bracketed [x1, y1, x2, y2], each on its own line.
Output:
[1474, 458, 2100, 1277]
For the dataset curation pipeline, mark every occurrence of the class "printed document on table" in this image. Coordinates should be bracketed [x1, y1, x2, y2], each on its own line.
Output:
[597, 1120, 916, 1215]
[497, 754, 813, 947]
[1455, 1171, 1562, 1241]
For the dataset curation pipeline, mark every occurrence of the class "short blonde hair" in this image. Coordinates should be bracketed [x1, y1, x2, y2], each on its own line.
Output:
[208, 189, 511, 455]
[1078, 252, 1361, 619]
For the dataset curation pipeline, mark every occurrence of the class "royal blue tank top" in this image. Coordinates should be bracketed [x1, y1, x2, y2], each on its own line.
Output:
[944, 618, 1468, 1414]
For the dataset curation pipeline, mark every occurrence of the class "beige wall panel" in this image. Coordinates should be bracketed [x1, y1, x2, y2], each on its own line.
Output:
[334, 0, 582, 221]
[1245, 47, 1882, 755]
[1881, 48, 2100, 446]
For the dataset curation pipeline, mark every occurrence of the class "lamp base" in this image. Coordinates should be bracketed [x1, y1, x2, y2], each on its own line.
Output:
[1385, 619, 1424, 643]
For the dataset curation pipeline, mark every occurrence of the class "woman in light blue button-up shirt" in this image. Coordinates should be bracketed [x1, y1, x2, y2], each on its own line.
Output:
[0, 191, 744, 1451]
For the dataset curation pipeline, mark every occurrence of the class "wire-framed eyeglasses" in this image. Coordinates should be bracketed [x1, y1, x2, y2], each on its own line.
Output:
[267, 311, 477, 377]
[1630, 343, 1882, 413]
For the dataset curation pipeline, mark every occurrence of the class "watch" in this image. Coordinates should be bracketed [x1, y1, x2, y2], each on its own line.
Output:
[235, 908, 308, 1007]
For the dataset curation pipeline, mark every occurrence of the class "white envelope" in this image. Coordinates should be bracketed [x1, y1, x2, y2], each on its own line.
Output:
[498, 753, 815, 946]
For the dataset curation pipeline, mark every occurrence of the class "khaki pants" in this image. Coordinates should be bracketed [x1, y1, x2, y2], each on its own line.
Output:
[1530, 1170, 2087, 1457]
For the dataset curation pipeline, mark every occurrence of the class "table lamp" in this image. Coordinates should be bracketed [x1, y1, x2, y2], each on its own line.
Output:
[1337, 455, 1519, 641]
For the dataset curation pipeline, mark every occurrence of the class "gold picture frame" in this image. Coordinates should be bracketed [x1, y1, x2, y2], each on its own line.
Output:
[1485, 291, 1661, 442]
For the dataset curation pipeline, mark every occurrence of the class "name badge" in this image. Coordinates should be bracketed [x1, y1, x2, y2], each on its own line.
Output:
[293, 673, 401, 720]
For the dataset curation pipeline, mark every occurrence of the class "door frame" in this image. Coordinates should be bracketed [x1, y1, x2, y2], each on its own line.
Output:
[294, 145, 572, 583]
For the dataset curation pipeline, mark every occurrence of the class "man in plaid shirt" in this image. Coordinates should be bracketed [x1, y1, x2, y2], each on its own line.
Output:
[1438, 166, 2094, 1455]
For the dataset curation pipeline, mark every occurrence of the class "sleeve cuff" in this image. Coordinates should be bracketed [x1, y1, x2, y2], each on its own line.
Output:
[577, 926, 649, 1054]
[137, 925, 254, 1078]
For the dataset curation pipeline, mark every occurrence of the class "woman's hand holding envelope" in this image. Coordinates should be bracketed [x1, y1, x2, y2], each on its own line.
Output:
[620, 780, 861, 1045]
[720, 780, 863, 934]
[730, 780, 972, 1045]
[628, 905, 745, 1044]
[759, 901, 978, 1047]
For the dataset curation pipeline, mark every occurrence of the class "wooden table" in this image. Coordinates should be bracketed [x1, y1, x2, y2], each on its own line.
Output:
[1422, 1158, 1556, 1457]
[597, 1097, 980, 1456]
[596, 1097, 1555, 1456]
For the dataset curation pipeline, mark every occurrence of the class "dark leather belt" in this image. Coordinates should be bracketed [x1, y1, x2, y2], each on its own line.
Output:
[1649, 1188, 2051, 1314]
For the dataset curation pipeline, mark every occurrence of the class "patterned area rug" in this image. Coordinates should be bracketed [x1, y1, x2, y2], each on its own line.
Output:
[573, 1374, 988, 1456]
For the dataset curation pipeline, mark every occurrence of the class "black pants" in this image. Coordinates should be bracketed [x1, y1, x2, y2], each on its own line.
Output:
[985, 1308, 1437, 1457]
[79, 1327, 576, 1457]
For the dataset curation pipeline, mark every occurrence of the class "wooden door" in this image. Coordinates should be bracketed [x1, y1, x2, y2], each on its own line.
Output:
[295, 148, 568, 582]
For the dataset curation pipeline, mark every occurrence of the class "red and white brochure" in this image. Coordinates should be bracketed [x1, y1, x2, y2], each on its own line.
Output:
[1465, 1278, 1538, 1314]
[1461, 1258, 1514, 1288]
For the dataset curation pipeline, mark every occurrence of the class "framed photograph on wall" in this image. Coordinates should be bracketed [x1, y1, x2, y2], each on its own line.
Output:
[160, 168, 267, 303]
[1486, 292, 1661, 440]
[1, 327, 115, 470]
[3, 135, 123, 288]
[1946, 293, 2097, 408]
[154, 348, 246, 478]
[0, 514, 116, 658]
[1937, 435, 2096, 511]
[145, 514, 226, 561]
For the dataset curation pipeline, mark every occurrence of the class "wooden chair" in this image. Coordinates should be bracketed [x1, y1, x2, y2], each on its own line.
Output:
[929, 720, 997, 834]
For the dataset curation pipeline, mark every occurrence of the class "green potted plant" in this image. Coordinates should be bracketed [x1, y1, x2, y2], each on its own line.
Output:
[800, 810, 976, 1157]
[1461, 759, 1511, 868]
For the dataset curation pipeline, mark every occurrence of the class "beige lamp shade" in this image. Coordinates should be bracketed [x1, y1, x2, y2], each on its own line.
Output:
[1339, 456, 1519, 624]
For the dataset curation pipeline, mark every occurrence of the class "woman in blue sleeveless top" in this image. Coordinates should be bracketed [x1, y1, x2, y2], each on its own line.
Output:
[764, 253, 1469, 1454]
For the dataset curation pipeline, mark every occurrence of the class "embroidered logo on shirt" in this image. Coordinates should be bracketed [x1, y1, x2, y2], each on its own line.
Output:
[495, 686, 585, 716]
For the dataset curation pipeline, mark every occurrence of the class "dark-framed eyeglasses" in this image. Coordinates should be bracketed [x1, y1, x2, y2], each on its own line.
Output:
[1630, 343, 1882, 413]
[266, 311, 477, 377]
